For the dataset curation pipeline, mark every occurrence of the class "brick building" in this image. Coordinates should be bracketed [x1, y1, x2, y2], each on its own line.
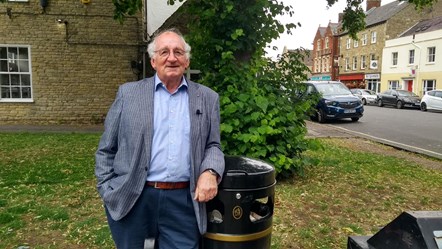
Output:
[0, 0, 145, 125]
[311, 21, 339, 81]
[337, 0, 442, 92]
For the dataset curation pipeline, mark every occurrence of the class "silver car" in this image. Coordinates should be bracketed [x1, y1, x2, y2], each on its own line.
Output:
[350, 88, 378, 105]
[421, 90, 442, 112]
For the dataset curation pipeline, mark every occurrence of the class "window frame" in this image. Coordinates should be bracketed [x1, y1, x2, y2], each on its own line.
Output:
[0, 44, 33, 102]
[427, 46, 436, 63]
[352, 56, 358, 70]
[388, 80, 400, 90]
[371, 31, 377, 44]
[423, 79, 436, 94]
[361, 34, 367, 46]
[361, 55, 366, 69]
[392, 52, 398, 66]
[409, 49, 415, 65]
[346, 38, 351, 49]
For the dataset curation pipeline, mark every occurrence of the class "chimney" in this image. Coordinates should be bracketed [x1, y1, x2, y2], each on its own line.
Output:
[338, 12, 344, 22]
[366, 0, 381, 11]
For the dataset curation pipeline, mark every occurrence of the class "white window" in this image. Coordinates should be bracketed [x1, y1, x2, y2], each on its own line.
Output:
[361, 55, 366, 69]
[346, 38, 351, 49]
[392, 52, 398, 66]
[409, 49, 415, 64]
[317, 40, 321, 50]
[423, 79, 436, 94]
[0, 45, 32, 101]
[389, 80, 400, 90]
[354, 39, 359, 48]
[345, 57, 350, 71]
[326, 56, 330, 72]
[325, 37, 329, 49]
[371, 31, 377, 44]
[428, 47, 436, 63]
[362, 34, 367, 46]
[353, 56, 358, 70]
[7, 0, 29, 2]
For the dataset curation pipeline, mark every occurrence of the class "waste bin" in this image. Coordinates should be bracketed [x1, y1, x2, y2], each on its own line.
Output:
[202, 156, 276, 249]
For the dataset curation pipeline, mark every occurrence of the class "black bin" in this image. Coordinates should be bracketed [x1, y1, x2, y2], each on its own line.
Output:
[202, 156, 276, 249]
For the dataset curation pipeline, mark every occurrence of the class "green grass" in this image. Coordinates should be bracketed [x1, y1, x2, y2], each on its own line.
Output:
[0, 133, 441, 248]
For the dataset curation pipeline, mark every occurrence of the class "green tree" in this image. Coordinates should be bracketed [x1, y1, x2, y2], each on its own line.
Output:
[106, 0, 435, 177]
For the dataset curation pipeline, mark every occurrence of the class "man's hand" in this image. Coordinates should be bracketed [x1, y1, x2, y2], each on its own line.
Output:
[194, 170, 218, 202]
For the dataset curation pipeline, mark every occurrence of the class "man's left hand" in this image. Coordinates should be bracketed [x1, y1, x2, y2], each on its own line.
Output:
[194, 171, 218, 202]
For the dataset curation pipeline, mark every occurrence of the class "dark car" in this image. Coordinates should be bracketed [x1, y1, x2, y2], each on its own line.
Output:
[377, 89, 421, 109]
[303, 81, 364, 123]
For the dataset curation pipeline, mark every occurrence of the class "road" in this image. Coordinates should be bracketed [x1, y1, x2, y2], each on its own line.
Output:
[324, 105, 442, 160]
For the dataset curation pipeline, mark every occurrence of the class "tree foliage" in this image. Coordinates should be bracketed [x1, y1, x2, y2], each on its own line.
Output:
[107, 0, 435, 177]
[165, 0, 320, 177]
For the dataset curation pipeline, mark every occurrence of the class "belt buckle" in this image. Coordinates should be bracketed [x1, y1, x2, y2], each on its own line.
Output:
[154, 182, 160, 189]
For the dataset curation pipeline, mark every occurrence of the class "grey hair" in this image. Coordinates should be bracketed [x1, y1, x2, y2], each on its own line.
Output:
[147, 28, 191, 60]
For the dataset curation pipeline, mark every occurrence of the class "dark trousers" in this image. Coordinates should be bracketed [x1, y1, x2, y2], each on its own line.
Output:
[106, 186, 200, 249]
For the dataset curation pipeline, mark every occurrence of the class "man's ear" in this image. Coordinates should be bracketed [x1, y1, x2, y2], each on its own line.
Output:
[150, 58, 156, 70]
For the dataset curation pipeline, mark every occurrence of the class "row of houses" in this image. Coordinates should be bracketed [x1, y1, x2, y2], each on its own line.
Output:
[305, 0, 442, 96]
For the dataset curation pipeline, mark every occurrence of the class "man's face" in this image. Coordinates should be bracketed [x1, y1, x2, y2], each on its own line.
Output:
[150, 32, 190, 83]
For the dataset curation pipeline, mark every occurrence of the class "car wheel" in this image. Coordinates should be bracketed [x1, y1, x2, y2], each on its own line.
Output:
[351, 117, 359, 122]
[396, 100, 404, 109]
[421, 102, 427, 111]
[362, 98, 367, 105]
[378, 99, 383, 107]
[317, 109, 326, 123]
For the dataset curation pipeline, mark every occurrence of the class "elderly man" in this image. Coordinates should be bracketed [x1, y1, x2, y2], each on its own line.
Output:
[95, 28, 224, 249]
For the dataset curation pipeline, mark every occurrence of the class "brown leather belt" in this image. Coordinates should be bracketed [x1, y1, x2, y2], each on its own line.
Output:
[146, 181, 190, 190]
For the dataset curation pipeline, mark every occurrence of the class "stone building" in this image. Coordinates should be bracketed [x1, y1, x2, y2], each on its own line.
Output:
[337, 0, 442, 92]
[311, 21, 340, 81]
[0, 0, 146, 125]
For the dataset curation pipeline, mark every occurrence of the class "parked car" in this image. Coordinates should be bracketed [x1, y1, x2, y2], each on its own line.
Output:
[377, 89, 420, 109]
[303, 81, 364, 123]
[420, 89, 442, 111]
[350, 88, 378, 105]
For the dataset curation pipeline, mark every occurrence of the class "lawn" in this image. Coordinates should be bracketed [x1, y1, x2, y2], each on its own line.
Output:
[0, 133, 441, 249]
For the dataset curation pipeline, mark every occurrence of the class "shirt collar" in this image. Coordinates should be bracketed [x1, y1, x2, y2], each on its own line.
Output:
[154, 74, 188, 92]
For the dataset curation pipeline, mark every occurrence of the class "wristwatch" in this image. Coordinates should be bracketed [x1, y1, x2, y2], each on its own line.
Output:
[206, 169, 218, 177]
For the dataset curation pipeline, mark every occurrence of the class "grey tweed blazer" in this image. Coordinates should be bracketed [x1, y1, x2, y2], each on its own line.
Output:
[95, 76, 225, 234]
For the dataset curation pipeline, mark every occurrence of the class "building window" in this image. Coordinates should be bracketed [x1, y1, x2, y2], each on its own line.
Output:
[353, 56, 358, 70]
[346, 38, 351, 49]
[428, 47, 436, 63]
[325, 37, 329, 49]
[317, 40, 321, 50]
[392, 52, 398, 66]
[389, 80, 400, 90]
[345, 57, 350, 71]
[423, 79, 436, 94]
[409, 49, 415, 64]
[361, 55, 366, 69]
[371, 31, 377, 44]
[354, 39, 359, 48]
[362, 34, 367, 46]
[0, 45, 32, 101]
[7, 0, 29, 2]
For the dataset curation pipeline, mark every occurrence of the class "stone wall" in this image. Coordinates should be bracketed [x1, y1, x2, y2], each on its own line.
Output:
[0, 0, 144, 125]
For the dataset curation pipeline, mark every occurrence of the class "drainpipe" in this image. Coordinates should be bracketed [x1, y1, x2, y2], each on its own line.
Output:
[411, 34, 422, 95]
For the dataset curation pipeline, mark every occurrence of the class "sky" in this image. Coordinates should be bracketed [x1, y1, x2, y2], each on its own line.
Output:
[266, 0, 396, 58]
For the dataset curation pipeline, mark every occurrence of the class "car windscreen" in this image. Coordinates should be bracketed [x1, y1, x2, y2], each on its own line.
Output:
[315, 83, 351, 96]
[363, 90, 376, 95]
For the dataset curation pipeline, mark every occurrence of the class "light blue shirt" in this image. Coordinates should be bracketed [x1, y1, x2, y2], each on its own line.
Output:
[147, 74, 191, 182]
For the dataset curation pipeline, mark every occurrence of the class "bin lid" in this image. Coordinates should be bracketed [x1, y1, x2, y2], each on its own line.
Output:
[220, 156, 275, 189]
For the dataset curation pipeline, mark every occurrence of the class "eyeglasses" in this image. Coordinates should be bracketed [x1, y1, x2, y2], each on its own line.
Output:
[154, 49, 186, 58]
